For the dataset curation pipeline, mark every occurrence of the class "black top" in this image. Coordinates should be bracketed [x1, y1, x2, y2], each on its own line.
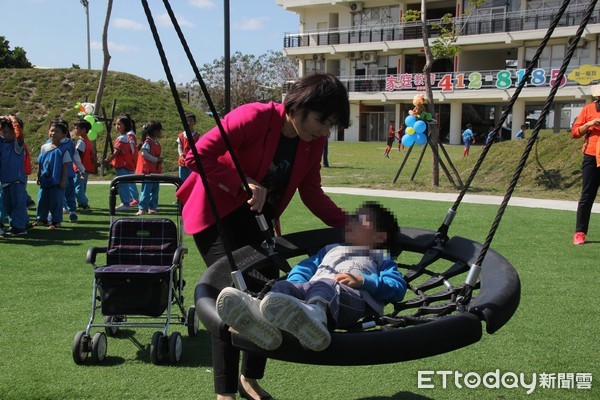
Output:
[260, 133, 299, 218]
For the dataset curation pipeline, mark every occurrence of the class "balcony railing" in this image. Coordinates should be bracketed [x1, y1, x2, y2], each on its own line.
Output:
[283, 4, 598, 48]
[285, 64, 596, 94]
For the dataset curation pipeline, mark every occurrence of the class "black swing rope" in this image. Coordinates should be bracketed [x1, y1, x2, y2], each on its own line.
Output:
[455, 0, 598, 305]
[158, 0, 289, 281]
[141, 0, 281, 291]
[406, 0, 593, 291]
[439, 0, 576, 241]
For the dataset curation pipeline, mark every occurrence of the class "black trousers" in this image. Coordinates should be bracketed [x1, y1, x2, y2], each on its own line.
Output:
[193, 203, 277, 395]
[576, 154, 600, 234]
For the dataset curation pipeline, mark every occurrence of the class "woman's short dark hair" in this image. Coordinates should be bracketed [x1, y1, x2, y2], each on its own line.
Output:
[283, 73, 350, 129]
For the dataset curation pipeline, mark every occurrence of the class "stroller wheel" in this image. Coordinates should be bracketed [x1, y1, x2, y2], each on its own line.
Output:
[168, 332, 183, 364]
[150, 331, 165, 365]
[104, 316, 119, 336]
[186, 306, 199, 337]
[91, 332, 108, 363]
[72, 331, 89, 365]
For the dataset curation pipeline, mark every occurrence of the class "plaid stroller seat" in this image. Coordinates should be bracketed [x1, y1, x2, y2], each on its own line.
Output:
[95, 218, 180, 317]
[73, 174, 198, 366]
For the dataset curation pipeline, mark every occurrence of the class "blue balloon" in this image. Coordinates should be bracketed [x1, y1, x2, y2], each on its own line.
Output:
[414, 132, 427, 146]
[414, 120, 427, 134]
[404, 115, 417, 127]
[402, 134, 415, 147]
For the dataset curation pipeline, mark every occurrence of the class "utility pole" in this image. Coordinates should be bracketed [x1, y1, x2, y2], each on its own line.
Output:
[80, 0, 91, 69]
[224, 0, 231, 113]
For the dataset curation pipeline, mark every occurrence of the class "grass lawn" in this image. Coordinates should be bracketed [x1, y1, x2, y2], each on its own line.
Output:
[0, 180, 597, 400]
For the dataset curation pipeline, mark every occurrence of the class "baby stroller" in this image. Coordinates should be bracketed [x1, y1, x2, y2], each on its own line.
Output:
[72, 174, 198, 365]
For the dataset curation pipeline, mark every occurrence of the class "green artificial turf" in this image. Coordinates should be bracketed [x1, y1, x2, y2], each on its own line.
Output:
[0, 183, 597, 400]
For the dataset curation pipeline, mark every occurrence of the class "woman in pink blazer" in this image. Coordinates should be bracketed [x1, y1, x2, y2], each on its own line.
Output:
[177, 73, 350, 400]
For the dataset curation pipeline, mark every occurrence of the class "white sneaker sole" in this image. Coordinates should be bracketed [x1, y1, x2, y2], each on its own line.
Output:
[260, 293, 331, 352]
[216, 287, 282, 351]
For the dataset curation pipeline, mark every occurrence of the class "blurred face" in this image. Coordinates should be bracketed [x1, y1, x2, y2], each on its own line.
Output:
[344, 211, 386, 248]
[287, 111, 334, 142]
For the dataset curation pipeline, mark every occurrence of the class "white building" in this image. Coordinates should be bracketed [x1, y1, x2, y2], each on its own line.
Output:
[276, 0, 600, 143]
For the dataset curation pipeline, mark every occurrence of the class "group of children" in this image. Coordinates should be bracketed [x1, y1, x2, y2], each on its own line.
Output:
[0, 115, 89, 234]
[104, 112, 199, 214]
[33, 117, 93, 228]
[0, 110, 201, 236]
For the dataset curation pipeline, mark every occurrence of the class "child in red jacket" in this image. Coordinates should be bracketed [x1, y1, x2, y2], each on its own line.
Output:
[135, 121, 163, 215]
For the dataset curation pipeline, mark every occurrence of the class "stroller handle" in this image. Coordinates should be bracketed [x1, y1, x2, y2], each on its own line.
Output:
[109, 174, 183, 216]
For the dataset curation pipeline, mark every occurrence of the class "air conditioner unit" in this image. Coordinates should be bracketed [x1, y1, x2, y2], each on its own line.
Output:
[348, 51, 361, 60]
[349, 2, 363, 13]
[312, 54, 324, 62]
[362, 51, 377, 64]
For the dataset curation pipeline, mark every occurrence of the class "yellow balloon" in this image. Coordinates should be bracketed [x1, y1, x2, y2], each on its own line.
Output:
[406, 127, 415, 135]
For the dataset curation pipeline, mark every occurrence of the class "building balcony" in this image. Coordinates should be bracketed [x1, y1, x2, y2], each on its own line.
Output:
[283, 4, 598, 49]
[285, 63, 599, 102]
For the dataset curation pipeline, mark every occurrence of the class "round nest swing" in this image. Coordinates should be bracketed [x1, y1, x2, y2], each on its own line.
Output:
[194, 226, 520, 365]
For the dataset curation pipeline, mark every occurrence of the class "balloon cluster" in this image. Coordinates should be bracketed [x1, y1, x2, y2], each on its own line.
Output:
[74, 102, 104, 140]
[402, 114, 428, 147]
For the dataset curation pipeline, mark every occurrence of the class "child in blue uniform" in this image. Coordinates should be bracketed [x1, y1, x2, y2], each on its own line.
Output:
[0, 115, 29, 235]
[60, 121, 86, 223]
[217, 201, 406, 352]
[34, 119, 72, 229]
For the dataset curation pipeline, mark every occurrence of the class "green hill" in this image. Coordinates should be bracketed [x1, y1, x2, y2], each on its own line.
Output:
[0, 68, 213, 175]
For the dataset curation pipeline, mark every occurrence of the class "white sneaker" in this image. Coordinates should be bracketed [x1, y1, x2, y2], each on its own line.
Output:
[115, 203, 130, 211]
[260, 292, 331, 352]
[216, 287, 282, 351]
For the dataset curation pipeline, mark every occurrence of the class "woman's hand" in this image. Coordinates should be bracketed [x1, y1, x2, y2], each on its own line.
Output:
[334, 273, 364, 288]
[245, 177, 267, 213]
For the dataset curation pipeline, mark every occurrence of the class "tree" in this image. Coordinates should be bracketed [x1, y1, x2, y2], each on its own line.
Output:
[94, 0, 113, 114]
[404, 0, 483, 186]
[92, 0, 113, 175]
[0, 36, 33, 68]
[193, 50, 298, 115]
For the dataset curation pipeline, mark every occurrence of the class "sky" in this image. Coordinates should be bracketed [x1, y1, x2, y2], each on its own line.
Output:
[0, 0, 299, 84]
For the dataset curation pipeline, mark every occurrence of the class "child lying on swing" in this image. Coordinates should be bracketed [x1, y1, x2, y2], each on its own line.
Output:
[217, 201, 407, 352]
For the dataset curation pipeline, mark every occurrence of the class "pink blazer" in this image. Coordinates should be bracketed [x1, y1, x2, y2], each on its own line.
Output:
[177, 102, 346, 235]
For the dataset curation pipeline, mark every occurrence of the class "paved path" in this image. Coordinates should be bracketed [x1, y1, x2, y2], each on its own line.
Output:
[323, 187, 600, 214]
[86, 181, 599, 213]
